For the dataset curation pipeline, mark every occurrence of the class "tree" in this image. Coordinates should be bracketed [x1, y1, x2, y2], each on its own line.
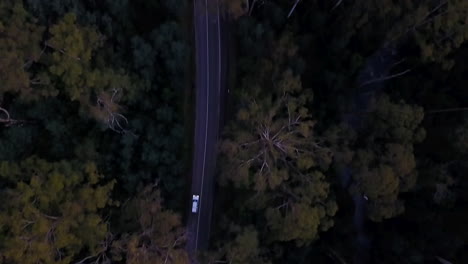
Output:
[218, 34, 336, 247]
[1, 4, 135, 131]
[225, 226, 262, 263]
[349, 95, 425, 221]
[115, 184, 189, 264]
[47, 13, 135, 108]
[332, 0, 468, 69]
[220, 70, 329, 191]
[409, 0, 468, 69]
[0, 1, 45, 100]
[104, 19, 189, 195]
[0, 1, 191, 262]
[0, 157, 115, 264]
[202, 224, 272, 264]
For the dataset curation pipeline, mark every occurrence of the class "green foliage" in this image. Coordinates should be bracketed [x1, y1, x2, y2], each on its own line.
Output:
[217, 1, 468, 261]
[349, 95, 425, 221]
[225, 226, 270, 264]
[0, 1, 44, 100]
[0, 157, 115, 264]
[218, 33, 337, 255]
[23, 0, 83, 23]
[1, 2, 135, 123]
[105, 17, 188, 195]
[326, 0, 468, 69]
[0, 1, 191, 264]
[411, 0, 468, 69]
[0, 0, 188, 199]
[116, 185, 189, 264]
[47, 13, 101, 100]
[1, 0, 467, 263]
[47, 13, 135, 117]
[203, 224, 271, 264]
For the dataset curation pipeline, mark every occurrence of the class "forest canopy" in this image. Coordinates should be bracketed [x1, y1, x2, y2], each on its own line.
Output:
[1, 0, 189, 263]
[208, 0, 468, 263]
[1, 0, 467, 264]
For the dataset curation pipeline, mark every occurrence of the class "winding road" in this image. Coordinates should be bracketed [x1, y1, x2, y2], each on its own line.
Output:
[187, 0, 227, 256]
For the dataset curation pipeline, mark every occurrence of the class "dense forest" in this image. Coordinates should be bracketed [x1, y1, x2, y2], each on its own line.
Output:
[0, 0, 190, 263]
[0, 0, 467, 264]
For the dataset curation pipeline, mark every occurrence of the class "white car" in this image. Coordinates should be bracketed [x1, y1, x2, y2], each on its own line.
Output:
[192, 195, 200, 213]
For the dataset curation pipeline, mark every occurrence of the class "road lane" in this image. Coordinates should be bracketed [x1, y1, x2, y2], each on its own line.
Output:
[187, 0, 226, 256]
[194, 0, 210, 249]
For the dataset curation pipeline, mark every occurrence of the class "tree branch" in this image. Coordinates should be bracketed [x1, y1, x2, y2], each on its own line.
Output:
[359, 69, 411, 88]
[426, 107, 468, 114]
[45, 41, 81, 61]
[331, 0, 343, 11]
[248, 0, 258, 16]
[0, 106, 11, 122]
[287, 0, 302, 18]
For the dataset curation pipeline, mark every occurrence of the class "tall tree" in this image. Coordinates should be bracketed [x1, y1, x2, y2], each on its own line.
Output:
[0, 157, 115, 264]
[218, 34, 337, 248]
[0, 1, 44, 100]
[349, 95, 425, 221]
[115, 185, 189, 264]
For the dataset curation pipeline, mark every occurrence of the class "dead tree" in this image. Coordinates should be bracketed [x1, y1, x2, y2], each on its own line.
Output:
[234, 94, 331, 190]
[75, 232, 116, 264]
[0, 106, 28, 127]
[95, 89, 135, 136]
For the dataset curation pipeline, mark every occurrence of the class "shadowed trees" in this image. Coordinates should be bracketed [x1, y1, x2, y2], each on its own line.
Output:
[348, 95, 425, 221]
[0, 1, 190, 263]
[115, 185, 189, 264]
[0, 158, 115, 264]
[213, 33, 337, 262]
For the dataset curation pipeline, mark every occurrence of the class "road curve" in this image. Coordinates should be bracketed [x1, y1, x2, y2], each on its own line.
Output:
[187, 0, 227, 257]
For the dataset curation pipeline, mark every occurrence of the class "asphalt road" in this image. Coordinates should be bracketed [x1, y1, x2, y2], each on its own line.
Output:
[187, 0, 227, 255]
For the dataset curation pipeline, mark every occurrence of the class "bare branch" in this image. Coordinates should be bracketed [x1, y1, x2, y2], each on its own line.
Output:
[41, 213, 60, 220]
[359, 69, 412, 88]
[331, 0, 343, 11]
[324, 247, 349, 264]
[240, 139, 260, 148]
[21, 220, 35, 231]
[275, 201, 289, 210]
[409, 2, 449, 35]
[426, 107, 468, 114]
[75, 232, 115, 264]
[75, 255, 96, 264]
[96, 90, 135, 136]
[30, 77, 48, 85]
[436, 256, 453, 264]
[110, 88, 120, 103]
[23, 44, 47, 69]
[426, 0, 449, 19]
[287, 0, 302, 18]
[0, 106, 32, 127]
[391, 58, 406, 68]
[45, 41, 81, 61]
[240, 151, 264, 166]
[248, 0, 258, 16]
[281, 185, 301, 201]
[0, 106, 11, 122]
